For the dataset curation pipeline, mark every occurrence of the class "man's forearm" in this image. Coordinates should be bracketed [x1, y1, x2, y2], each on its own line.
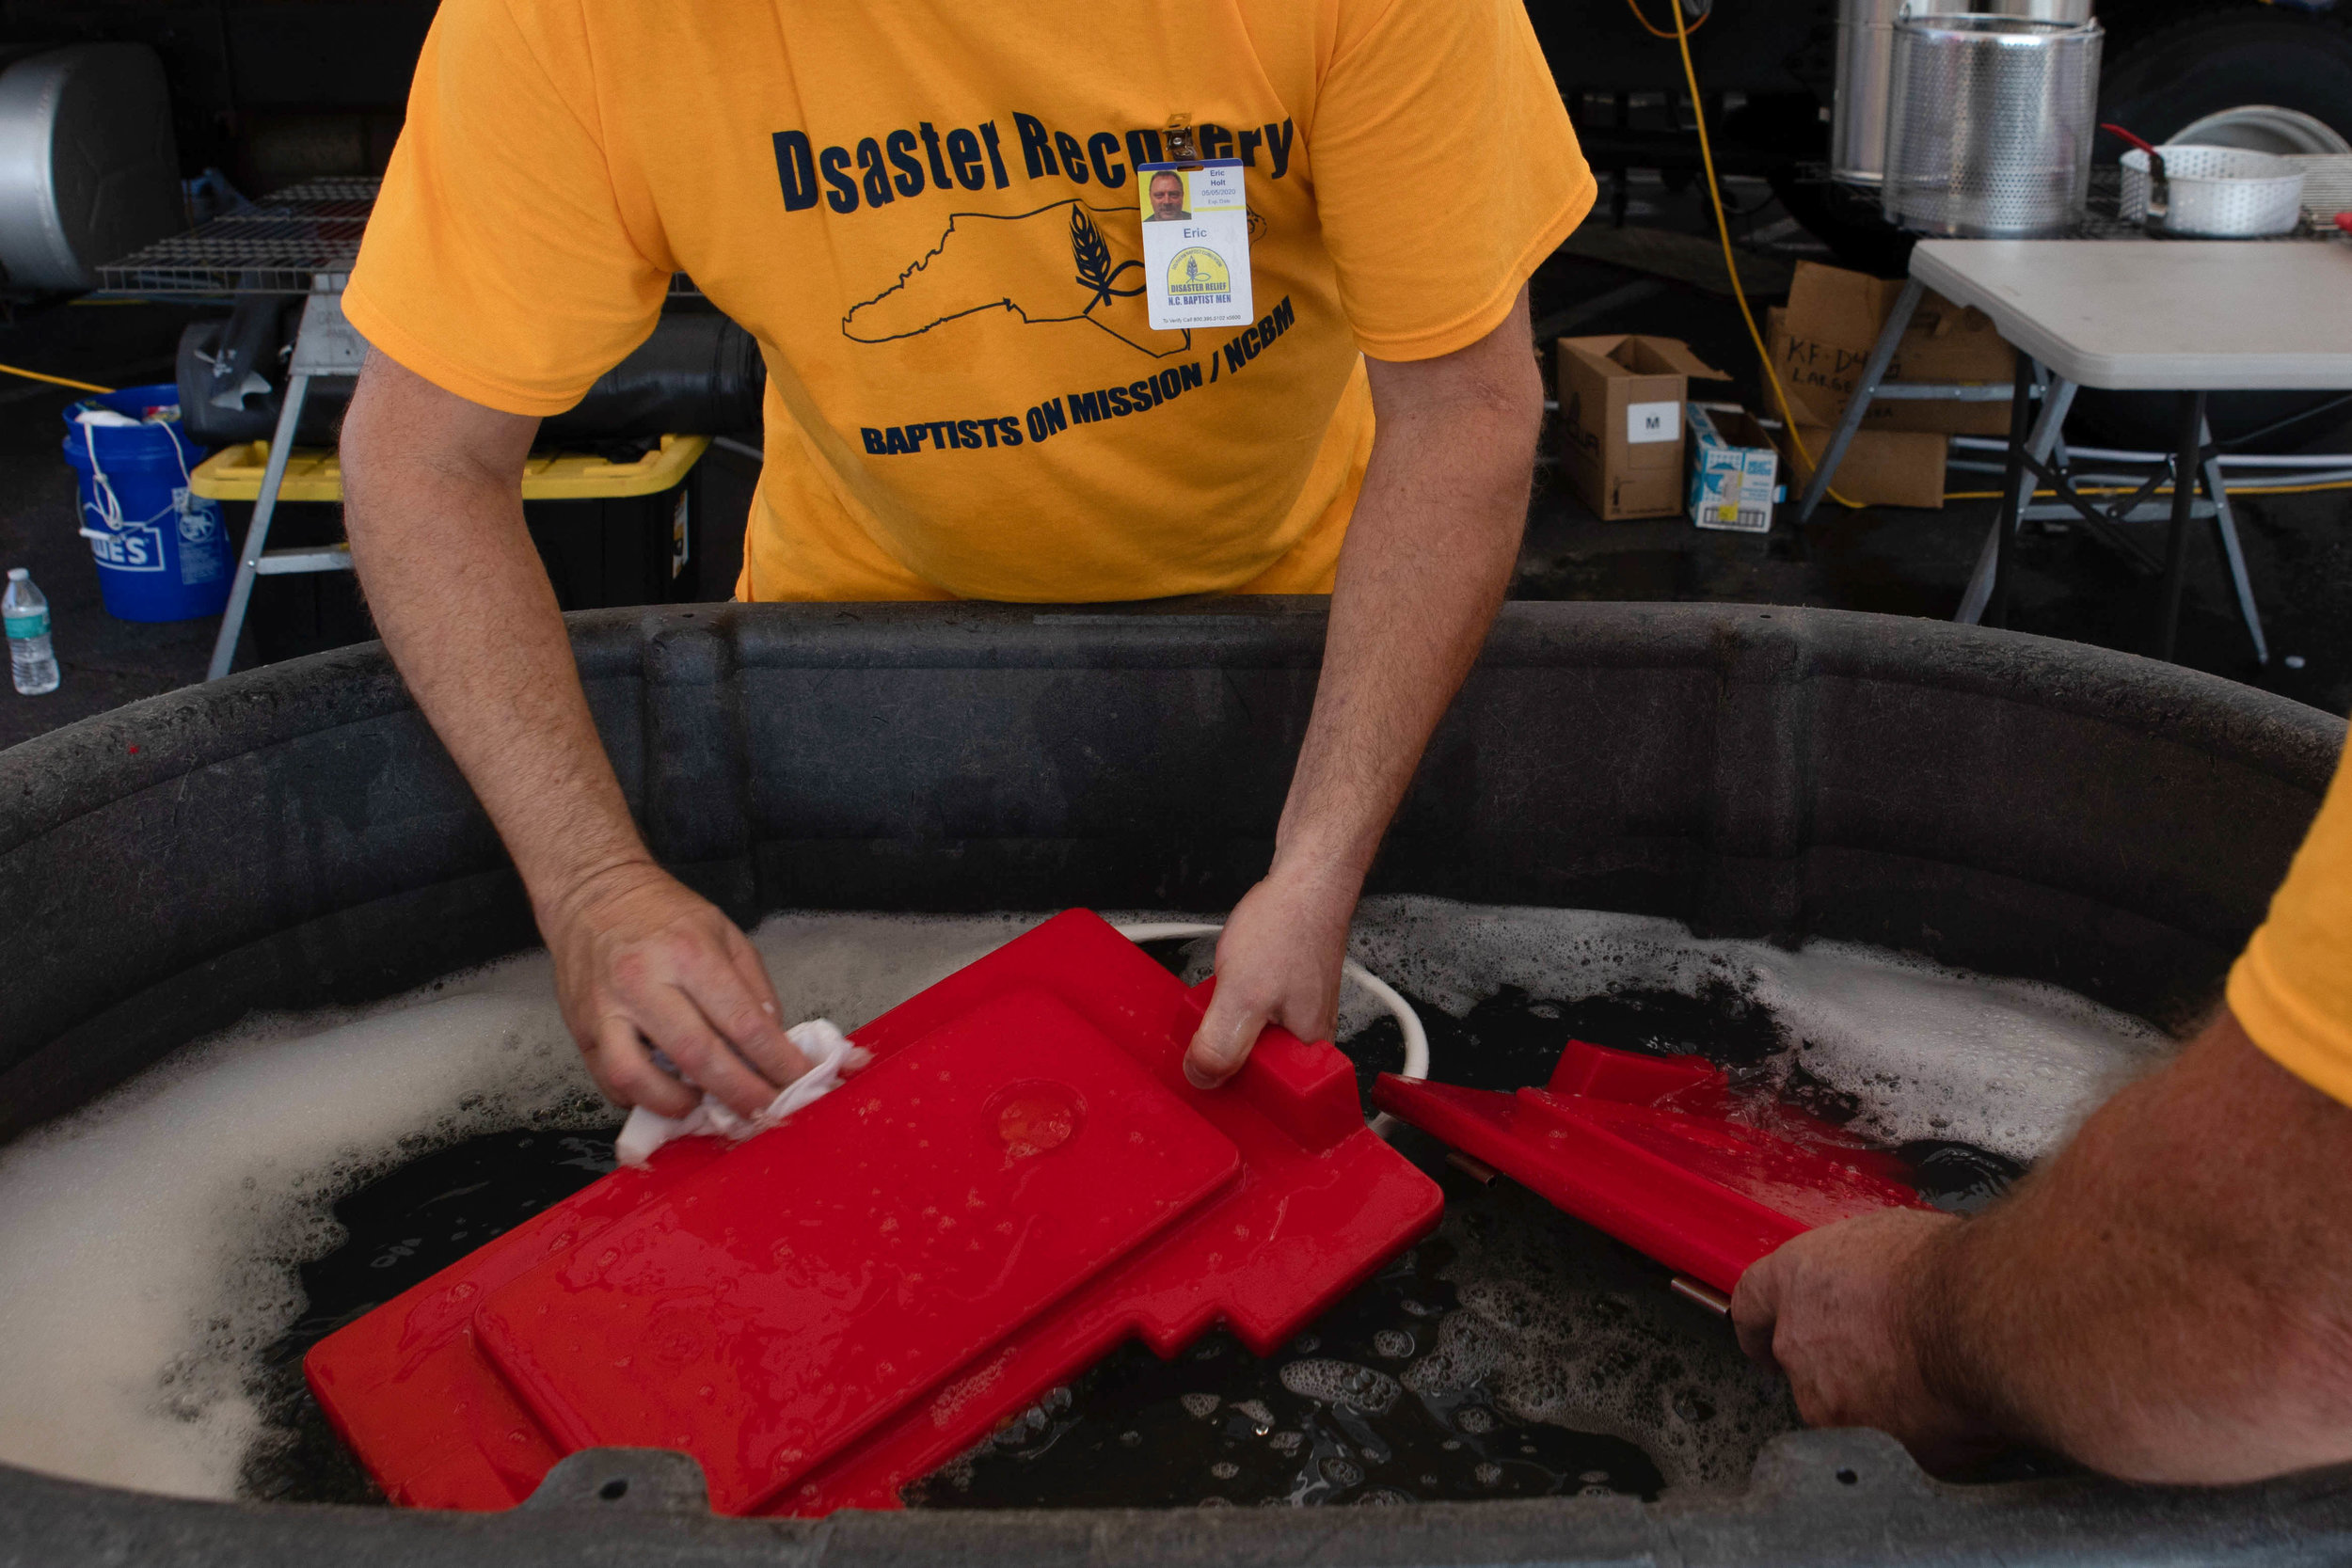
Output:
[1913, 1009, 2352, 1481]
[342, 353, 807, 1115]
[1178, 294, 1540, 1085]
[342, 356, 650, 924]
[1278, 300, 1541, 884]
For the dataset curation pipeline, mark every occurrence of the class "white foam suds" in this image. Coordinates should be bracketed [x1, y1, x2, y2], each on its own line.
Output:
[1405, 1217, 1799, 1492]
[1278, 1358, 1403, 1416]
[0, 901, 2168, 1503]
[1345, 897, 2170, 1161]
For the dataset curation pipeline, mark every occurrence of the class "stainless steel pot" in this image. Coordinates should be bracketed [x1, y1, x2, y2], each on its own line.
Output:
[1833, 0, 2094, 188]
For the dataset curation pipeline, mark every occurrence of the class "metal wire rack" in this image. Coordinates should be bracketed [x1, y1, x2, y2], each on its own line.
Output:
[96, 178, 378, 294]
[96, 176, 707, 296]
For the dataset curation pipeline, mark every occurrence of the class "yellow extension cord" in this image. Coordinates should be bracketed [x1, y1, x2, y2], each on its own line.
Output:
[0, 361, 114, 395]
[1664, 0, 1864, 508]
[1625, 0, 1708, 41]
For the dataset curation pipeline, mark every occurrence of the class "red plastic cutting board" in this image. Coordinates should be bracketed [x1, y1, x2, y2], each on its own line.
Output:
[306, 910, 1441, 1514]
[1372, 1040, 1929, 1295]
[473, 989, 1237, 1513]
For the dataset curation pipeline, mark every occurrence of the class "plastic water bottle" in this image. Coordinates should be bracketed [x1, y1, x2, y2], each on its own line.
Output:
[5, 567, 59, 695]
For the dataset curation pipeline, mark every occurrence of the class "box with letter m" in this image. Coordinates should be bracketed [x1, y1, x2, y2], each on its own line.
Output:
[1556, 335, 1729, 520]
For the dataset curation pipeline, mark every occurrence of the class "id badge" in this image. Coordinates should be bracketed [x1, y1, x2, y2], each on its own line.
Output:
[1136, 159, 1252, 331]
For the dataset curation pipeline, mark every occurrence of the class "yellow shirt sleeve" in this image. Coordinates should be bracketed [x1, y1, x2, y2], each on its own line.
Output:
[1311, 0, 1596, 361]
[2229, 724, 2352, 1106]
[342, 0, 669, 415]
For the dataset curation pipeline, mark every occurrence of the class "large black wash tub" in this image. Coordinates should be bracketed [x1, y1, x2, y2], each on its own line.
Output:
[1, 599, 2347, 1566]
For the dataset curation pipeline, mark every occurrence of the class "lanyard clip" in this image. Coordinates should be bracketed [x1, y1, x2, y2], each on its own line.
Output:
[1164, 116, 1200, 166]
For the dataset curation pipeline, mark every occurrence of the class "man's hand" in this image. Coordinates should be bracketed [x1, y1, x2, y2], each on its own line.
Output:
[545, 860, 811, 1118]
[1727, 1008, 2352, 1483]
[1185, 286, 1543, 1087]
[1184, 860, 1356, 1088]
[1731, 1207, 1996, 1469]
[342, 351, 808, 1117]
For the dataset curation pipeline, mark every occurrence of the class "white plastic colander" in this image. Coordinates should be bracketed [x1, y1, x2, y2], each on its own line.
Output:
[2119, 144, 2307, 236]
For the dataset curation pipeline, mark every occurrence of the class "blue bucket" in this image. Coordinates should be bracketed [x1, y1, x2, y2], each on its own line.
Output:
[61, 383, 232, 623]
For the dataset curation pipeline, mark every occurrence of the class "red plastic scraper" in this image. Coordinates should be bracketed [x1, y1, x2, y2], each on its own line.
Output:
[306, 910, 1441, 1515]
[1372, 1040, 1930, 1297]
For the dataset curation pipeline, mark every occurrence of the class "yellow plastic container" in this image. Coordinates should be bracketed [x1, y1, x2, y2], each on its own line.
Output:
[189, 435, 710, 503]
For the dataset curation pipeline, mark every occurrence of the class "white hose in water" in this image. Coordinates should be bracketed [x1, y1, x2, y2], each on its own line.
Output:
[1113, 921, 1428, 1137]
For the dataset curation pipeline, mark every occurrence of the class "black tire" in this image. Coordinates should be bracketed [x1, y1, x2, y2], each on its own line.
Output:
[2097, 1, 2352, 150]
[2076, 3, 2352, 451]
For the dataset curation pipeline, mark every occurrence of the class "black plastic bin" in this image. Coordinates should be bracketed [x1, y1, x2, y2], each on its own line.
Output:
[187, 436, 713, 663]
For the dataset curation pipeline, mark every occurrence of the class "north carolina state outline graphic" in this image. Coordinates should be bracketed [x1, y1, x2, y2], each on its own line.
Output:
[842, 198, 1193, 359]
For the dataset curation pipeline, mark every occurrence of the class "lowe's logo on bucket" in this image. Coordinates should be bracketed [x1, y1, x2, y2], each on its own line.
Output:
[83, 515, 167, 572]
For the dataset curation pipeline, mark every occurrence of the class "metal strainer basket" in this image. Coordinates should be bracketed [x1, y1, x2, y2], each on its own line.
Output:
[2119, 145, 2307, 236]
[1883, 14, 2103, 237]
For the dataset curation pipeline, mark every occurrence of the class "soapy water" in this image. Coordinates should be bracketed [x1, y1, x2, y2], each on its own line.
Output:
[911, 1165, 1792, 1508]
[906, 1187, 1685, 1510]
[0, 900, 2168, 1506]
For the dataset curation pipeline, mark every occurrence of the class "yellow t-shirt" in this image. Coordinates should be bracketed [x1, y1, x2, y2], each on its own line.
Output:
[2230, 724, 2352, 1105]
[344, 0, 1594, 603]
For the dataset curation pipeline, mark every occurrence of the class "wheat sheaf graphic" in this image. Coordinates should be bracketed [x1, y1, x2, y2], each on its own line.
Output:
[1071, 207, 1144, 312]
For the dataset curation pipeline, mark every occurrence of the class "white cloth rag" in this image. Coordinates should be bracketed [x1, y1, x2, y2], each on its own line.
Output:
[614, 1018, 869, 1166]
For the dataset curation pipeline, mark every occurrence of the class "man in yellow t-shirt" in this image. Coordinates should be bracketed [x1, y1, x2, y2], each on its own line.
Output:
[335, 0, 1595, 1122]
[1733, 726, 2352, 1481]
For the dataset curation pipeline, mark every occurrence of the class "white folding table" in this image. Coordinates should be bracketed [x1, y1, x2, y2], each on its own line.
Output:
[1796, 239, 2352, 661]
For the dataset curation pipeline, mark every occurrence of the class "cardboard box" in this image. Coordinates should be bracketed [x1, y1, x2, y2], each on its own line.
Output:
[1771, 263, 2014, 437]
[1773, 420, 1947, 511]
[1558, 335, 1730, 520]
[1686, 404, 1779, 532]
